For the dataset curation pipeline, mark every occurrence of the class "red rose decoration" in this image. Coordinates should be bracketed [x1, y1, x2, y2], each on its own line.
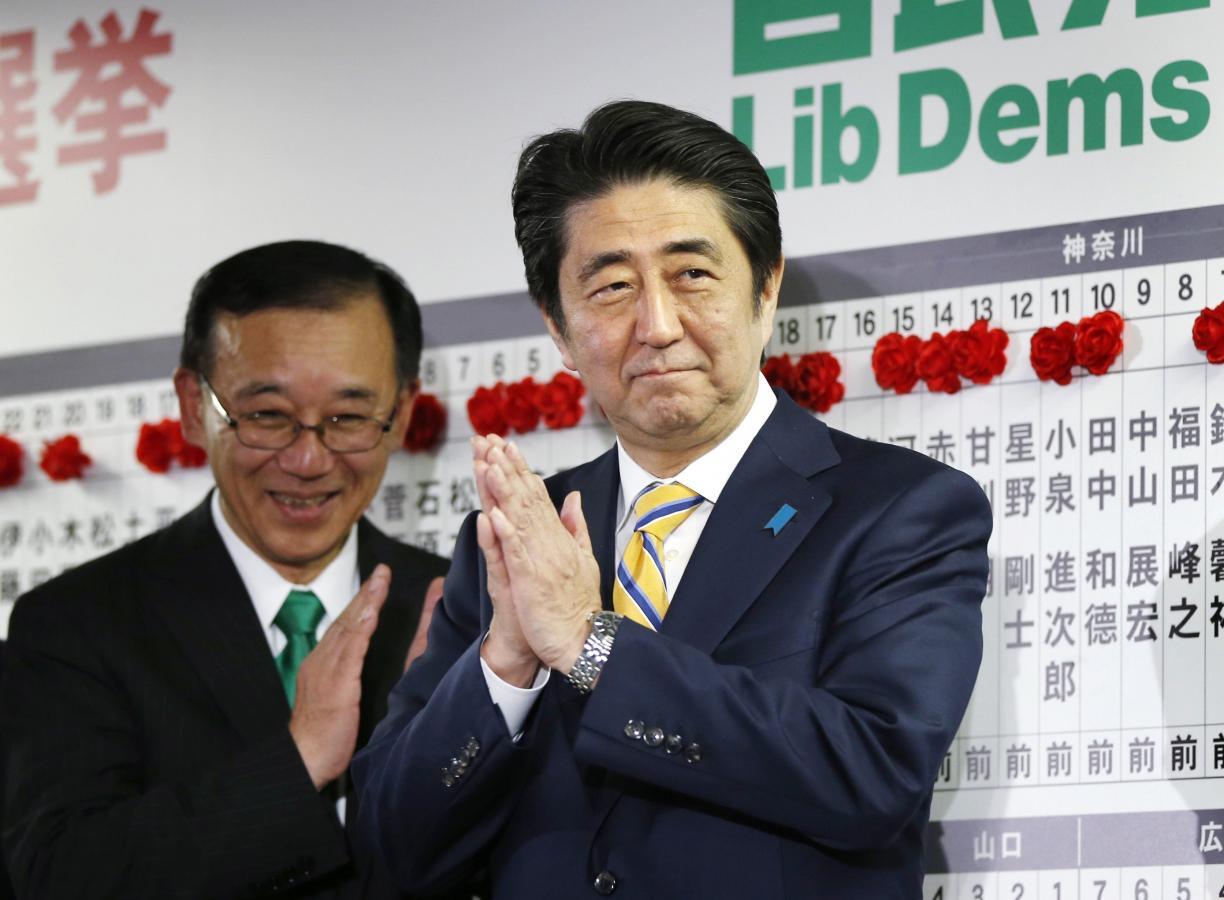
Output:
[1073, 310, 1124, 376]
[0, 434, 23, 488]
[136, 419, 207, 473]
[916, 332, 962, 395]
[1193, 302, 1224, 364]
[871, 333, 923, 394]
[40, 434, 91, 481]
[403, 392, 447, 452]
[953, 319, 1009, 385]
[792, 352, 845, 413]
[177, 437, 208, 468]
[467, 384, 509, 437]
[537, 372, 586, 429]
[1030, 322, 1077, 385]
[136, 421, 176, 473]
[762, 354, 797, 394]
[503, 377, 542, 434]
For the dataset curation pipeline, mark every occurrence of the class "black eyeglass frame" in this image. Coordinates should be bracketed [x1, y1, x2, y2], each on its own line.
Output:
[199, 375, 398, 454]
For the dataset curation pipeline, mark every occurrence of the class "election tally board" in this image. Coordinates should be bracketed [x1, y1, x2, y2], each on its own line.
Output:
[1, 203, 1223, 896]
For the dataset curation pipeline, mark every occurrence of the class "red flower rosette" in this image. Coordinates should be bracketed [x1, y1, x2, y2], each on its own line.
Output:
[871, 333, 923, 394]
[39, 434, 91, 481]
[1192, 301, 1224, 364]
[136, 421, 176, 473]
[1029, 322, 1077, 385]
[916, 332, 962, 395]
[1073, 310, 1124, 376]
[761, 354, 797, 394]
[403, 392, 447, 452]
[953, 319, 1009, 385]
[136, 419, 208, 473]
[177, 438, 208, 468]
[792, 352, 845, 413]
[0, 434, 23, 488]
[467, 384, 509, 437]
[537, 372, 586, 429]
[503, 377, 542, 434]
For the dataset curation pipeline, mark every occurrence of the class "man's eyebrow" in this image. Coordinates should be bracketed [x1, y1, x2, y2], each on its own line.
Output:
[233, 382, 285, 400]
[577, 250, 630, 284]
[664, 238, 723, 263]
[231, 383, 379, 402]
[335, 387, 379, 402]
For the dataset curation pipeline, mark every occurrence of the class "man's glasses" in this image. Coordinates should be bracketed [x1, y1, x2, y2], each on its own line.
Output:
[201, 376, 397, 454]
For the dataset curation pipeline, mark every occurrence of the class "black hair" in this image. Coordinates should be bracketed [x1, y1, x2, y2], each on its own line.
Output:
[180, 240, 423, 384]
[511, 99, 782, 330]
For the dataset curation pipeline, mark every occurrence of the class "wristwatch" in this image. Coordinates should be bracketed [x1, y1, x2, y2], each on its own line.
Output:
[565, 610, 623, 694]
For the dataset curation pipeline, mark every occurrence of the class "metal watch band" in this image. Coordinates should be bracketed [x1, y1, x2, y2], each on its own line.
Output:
[565, 611, 622, 694]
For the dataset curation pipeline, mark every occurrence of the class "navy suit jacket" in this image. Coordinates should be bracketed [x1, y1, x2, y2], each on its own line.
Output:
[353, 391, 991, 898]
[1, 497, 449, 899]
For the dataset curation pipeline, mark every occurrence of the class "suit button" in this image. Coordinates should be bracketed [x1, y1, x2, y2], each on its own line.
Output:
[593, 870, 617, 894]
[643, 726, 664, 747]
[449, 757, 468, 776]
[623, 720, 644, 740]
[442, 769, 456, 787]
[665, 733, 683, 754]
[683, 742, 703, 764]
[465, 736, 481, 756]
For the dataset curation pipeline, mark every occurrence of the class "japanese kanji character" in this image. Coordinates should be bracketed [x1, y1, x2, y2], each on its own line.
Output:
[53, 9, 172, 193]
[0, 30, 38, 205]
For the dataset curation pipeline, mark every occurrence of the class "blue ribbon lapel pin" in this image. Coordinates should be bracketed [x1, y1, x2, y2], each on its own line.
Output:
[764, 504, 797, 536]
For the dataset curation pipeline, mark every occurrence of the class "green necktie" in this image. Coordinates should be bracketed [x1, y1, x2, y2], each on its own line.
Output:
[274, 589, 325, 707]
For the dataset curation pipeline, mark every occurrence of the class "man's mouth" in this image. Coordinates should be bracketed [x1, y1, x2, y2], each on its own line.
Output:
[268, 491, 339, 509]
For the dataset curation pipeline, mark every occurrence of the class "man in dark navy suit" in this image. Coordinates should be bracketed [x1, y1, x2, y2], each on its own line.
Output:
[354, 101, 991, 898]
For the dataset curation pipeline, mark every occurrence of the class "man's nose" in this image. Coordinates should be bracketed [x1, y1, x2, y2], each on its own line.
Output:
[275, 425, 334, 478]
[635, 283, 684, 347]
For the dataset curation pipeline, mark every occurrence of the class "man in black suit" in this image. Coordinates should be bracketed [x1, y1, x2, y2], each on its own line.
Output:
[1, 241, 449, 898]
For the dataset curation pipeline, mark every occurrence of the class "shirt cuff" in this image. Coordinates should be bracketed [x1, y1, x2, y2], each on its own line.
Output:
[479, 645, 549, 739]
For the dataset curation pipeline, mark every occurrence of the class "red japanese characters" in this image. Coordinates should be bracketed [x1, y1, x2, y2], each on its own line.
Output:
[0, 9, 172, 206]
[402, 392, 447, 453]
[1192, 301, 1224, 364]
[39, 434, 91, 481]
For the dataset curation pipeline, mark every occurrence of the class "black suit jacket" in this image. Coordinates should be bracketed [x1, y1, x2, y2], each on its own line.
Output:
[0, 496, 448, 899]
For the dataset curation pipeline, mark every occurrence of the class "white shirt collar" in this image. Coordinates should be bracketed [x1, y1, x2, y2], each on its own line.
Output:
[210, 490, 359, 634]
[616, 372, 777, 528]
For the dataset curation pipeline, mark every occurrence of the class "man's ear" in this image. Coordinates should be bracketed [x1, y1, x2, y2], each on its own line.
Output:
[173, 367, 207, 446]
[390, 378, 420, 445]
[757, 257, 784, 348]
[543, 312, 577, 372]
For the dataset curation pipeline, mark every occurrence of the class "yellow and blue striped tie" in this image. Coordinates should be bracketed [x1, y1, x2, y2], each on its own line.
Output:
[613, 482, 704, 630]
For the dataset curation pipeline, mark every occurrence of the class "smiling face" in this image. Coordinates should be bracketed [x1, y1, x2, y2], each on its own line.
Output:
[548, 178, 781, 475]
[175, 294, 413, 583]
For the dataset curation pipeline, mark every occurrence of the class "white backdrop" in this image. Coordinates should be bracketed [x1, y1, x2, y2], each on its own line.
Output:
[3, 2, 1224, 895]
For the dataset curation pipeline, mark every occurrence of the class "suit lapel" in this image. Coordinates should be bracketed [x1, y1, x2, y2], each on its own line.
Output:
[355, 520, 427, 749]
[662, 396, 838, 653]
[547, 444, 620, 610]
[146, 497, 291, 745]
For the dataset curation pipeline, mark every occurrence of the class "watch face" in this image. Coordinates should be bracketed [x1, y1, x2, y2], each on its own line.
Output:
[592, 612, 621, 641]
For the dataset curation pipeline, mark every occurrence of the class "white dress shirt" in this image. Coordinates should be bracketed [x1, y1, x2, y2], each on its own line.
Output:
[211, 490, 360, 653]
[482, 373, 777, 736]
